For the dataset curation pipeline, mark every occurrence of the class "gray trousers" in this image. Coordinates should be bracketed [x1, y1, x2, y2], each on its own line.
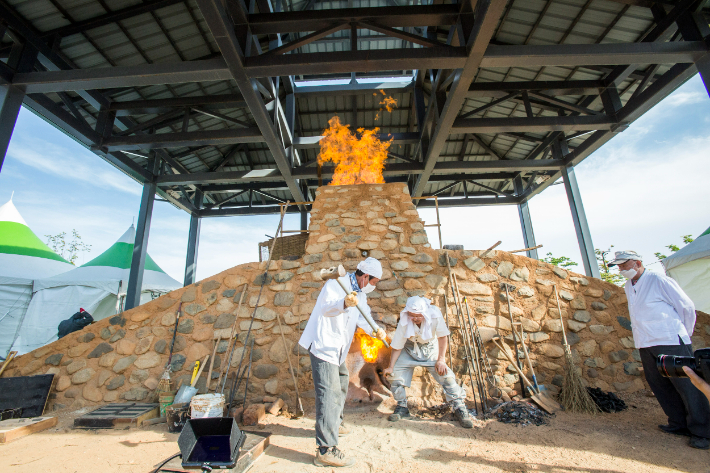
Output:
[390, 340, 466, 410]
[639, 343, 710, 438]
[310, 351, 348, 447]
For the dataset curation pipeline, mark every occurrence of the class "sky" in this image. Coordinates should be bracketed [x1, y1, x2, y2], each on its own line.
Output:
[1, 75, 709, 283]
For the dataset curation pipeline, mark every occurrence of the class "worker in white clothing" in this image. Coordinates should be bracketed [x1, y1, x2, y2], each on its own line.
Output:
[608, 250, 709, 450]
[298, 257, 387, 468]
[383, 296, 473, 428]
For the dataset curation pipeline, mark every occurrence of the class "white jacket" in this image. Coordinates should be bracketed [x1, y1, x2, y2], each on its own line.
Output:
[298, 275, 375, 366]
[624, 270, 696, 349]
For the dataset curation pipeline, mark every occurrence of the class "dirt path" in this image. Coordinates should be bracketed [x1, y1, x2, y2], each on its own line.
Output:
[1, 393, 708, 473]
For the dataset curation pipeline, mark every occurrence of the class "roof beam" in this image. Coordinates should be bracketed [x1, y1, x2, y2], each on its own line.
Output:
[109, 94, 247, 115]
[248, 4, 461, 34]
[467, 80, 603, 97]
[99, 128, 264, 151]
[451, 115, 618, 134]
[293, 132, 419, 149]
[12, 41, 707, 93]
[412, 0, 508, 197]
[187, 0, 306, 205]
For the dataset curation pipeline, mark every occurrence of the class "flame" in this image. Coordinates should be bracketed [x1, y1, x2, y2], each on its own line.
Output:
[317, 116, 392, 185]
[374, 91, 397, 120]
[356, 332, 385, 363]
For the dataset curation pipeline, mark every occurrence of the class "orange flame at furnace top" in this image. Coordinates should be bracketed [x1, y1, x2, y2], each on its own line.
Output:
[317, 116, 392, 186]
[355, 332, 386, 363]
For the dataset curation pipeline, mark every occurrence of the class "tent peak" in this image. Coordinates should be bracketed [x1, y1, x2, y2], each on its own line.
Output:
[0, 199, 28, 226]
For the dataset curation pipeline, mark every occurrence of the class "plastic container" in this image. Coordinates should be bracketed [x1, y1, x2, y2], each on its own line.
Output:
[159, 391, 175, 417]
[190, 394, 225, 419]
[166, 403, 190, 433]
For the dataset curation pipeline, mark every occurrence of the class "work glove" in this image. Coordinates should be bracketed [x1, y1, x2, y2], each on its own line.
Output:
[375, 328, 387, 341]
[344, 292, 359, 308]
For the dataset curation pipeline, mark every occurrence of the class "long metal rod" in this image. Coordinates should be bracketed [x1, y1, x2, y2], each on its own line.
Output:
[444, 252, 479, 413]
[503, 282, 524, 396]
[461, 295, 488, 413]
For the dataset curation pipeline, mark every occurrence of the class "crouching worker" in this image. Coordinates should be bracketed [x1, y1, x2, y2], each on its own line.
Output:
[383, 296, 473, 428]
[299, 257, 388, 468]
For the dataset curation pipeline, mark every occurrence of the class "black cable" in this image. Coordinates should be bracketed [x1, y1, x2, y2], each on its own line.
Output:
[150, 452, 181, 473]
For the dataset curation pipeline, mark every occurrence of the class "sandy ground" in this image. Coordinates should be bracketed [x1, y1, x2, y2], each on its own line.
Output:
[1, 392, 709, 473]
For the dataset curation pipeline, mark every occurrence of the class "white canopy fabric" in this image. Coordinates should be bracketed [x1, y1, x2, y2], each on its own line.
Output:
[662, 227, 710, 314]
[0, 199, 73, 358]
[16, 225, 181, 354]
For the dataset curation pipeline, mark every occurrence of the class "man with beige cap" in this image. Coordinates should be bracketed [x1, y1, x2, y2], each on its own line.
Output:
[608, 250, 708, 449]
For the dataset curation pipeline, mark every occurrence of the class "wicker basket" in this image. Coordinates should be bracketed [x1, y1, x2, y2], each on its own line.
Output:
[259, 233, 309, 261]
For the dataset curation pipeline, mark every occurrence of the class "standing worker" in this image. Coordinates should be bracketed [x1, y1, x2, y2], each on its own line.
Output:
[383, 296, 473, 428]
[608, 251, 709, 449]
[299, 257, 388, 468]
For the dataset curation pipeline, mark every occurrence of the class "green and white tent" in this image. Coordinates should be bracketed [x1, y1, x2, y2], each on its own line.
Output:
[0, 199, 73, 358]
[16, 225, 180, 354]
[662, 226, 710, 314]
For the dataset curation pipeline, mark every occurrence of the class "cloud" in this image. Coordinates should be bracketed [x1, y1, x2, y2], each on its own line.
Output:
[7, 138, 141, 196]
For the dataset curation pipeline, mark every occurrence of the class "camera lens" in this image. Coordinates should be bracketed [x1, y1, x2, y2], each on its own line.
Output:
[656, 355, 696, 378]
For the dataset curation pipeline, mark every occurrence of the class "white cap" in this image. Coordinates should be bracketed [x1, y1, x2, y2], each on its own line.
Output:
[403, 296, 428, 314]
[357, 257, 383, 279]
[607, 250, 642, 267]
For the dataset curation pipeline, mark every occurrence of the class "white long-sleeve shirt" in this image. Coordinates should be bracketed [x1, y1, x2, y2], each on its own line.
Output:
[298, 275, 375, 366]
[624, 269, 696, 349]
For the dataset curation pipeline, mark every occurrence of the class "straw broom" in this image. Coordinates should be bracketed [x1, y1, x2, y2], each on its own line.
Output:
[553, 284, 599, 414]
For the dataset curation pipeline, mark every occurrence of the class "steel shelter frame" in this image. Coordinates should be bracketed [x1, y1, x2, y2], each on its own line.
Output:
[0, 0, 709, 295]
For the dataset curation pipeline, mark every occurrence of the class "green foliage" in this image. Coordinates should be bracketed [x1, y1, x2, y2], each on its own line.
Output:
[541, 252, 578, 268]
[45, 229, 91, 265]
[595, 247, 625, 286]
[654, 235, 695, 261]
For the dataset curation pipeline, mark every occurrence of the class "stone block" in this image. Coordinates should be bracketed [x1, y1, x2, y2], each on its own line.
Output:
[617, 316, 632, 331]
[71, 368, 95, 384]
[67, 359, 87, 374]
[264, 379, 279, 395]
[410, 235, 428, 245]
[510, 267, 530, 282]
[122, 387, 149, 401]
[544, 320, 562, 333]
[134, 352, 161, 369]
[274, 292, 295, 307]
[463, 257, 485, 271]
[113, 355, 137, 373]
[391, 261, 409, 271]
[45, 354, 64, 366]
[481, 316, 511, 331]
[619, 336, 635, 349]
[609, 350, 629, 363]
[517, 286, 535, 297]
[539, 344, 564, 358]
[624, 362, 642, 376]
[254, 364, 279, 379]
[577, 339, 597, 357]
[590, 325, 614, 335]
[591, 301, 607, 311]
[574, 310, 592, 323]
[600, 341, 616, 354]
[552, 267, 568, 279]
[457, 282, 492, 296]
[412, 253, 433, 264]
[497, 261, 514, 278]
[242, 404, 266, 426]
[528, 332, 549, 343]
[567, 320, 586, 332]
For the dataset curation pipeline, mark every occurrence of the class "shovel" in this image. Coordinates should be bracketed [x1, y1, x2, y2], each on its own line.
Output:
[491, 336, 561, 414]
[174, 355, 209, 404]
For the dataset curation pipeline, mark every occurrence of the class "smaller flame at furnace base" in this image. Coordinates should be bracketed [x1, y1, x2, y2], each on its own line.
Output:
[357, 333, 385, 363]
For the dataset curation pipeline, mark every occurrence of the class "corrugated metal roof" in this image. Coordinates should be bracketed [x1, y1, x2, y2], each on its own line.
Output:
[2, 0, 700, 210]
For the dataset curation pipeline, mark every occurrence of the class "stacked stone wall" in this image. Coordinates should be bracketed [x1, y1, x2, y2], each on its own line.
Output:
[6, 183, 710, 410]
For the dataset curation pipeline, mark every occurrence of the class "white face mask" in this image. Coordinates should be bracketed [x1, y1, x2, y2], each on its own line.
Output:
[361, 283, 376, 294]
[619, 268, 637, 279]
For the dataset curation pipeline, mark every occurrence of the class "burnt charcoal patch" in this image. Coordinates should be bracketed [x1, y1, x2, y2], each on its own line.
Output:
[587, 387, 627, 413]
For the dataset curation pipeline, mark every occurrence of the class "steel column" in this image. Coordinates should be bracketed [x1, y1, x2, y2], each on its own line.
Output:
[125, 158, 159, 310]
[0, 44, 37, 173]
[553, 139, 600, 279]
[301, 210, 308, 231]
[184, 190, 203, 287]
[513, 176, 538, 259]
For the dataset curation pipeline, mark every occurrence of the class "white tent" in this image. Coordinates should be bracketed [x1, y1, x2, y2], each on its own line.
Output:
[662, 226, 710, 314]
[0, 199, 74, 358]
[16, 225, 181, 354]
